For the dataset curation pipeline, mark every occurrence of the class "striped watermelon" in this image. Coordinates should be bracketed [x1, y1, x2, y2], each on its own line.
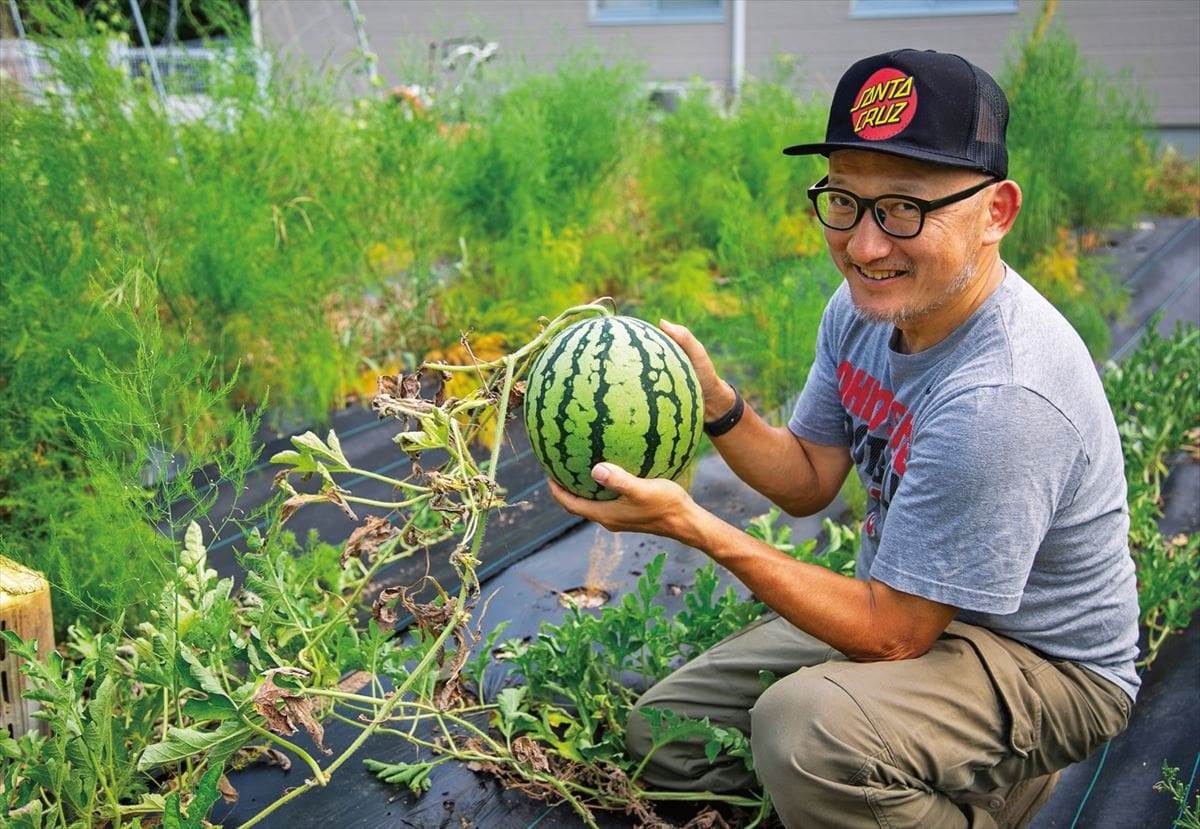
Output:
[524, 315, 704, 500]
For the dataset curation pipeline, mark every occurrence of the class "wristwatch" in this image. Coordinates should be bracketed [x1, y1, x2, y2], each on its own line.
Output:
[703, 385, 745, 437]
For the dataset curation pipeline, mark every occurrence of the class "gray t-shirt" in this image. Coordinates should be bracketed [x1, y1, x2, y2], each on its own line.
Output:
[789, 267, 1141, 700]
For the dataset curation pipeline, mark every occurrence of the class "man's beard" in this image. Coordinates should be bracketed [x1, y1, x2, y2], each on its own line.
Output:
[846, 259, 978, 326]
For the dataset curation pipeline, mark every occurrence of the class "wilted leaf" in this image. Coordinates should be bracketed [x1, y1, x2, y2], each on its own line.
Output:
[372, 585, 404, 626]
[218, 774, 239, 803]
[278, 481, 358, 526]
[252, 668, 330, 755]
[342, 515, 401, 567]
[507, 380, 527, 414]
[681, 809, 732, 829]
[400, 373, 422, 399]
[512, 735, 550, 774]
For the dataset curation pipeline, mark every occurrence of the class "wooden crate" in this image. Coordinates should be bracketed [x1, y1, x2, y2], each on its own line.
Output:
[0, 556, 55, 739]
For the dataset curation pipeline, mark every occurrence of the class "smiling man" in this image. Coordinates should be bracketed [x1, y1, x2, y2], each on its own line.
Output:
[548, 50, 1140, 829]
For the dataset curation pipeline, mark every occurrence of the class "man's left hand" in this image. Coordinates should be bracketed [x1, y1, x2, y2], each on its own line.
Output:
[547, 463, 696, 542]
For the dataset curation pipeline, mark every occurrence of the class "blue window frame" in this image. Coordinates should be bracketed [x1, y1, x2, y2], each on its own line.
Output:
[589, 0, 725, 26]
[850, 0, 1019, 19]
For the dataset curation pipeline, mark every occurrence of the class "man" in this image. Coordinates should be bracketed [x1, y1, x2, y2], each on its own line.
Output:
[548, 50, 1139, 829]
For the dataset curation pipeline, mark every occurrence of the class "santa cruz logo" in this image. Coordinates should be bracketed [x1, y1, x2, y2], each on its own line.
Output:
[850, 68, 917, 141]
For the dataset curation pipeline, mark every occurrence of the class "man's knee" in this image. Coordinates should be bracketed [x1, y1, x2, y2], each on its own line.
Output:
[751, 668, 882, 791]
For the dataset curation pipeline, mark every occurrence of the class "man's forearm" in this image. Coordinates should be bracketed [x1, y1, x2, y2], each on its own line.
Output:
[675, 505, 955, 661]
[706, 389, 845, 516]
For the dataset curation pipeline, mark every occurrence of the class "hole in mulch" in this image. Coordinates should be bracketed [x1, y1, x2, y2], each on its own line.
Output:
[557, 586, 611, 609]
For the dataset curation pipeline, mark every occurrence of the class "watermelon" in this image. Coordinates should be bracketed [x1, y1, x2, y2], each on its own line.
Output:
[523, 315, 704, 500]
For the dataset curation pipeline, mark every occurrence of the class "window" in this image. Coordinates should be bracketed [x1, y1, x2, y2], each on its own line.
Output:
[850, 0, 1018, 19]
[590, 0, 724, 26]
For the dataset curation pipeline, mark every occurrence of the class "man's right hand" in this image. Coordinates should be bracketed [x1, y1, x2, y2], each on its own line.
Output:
[658, 319, 737, 421]
[657, 318, 851, 517]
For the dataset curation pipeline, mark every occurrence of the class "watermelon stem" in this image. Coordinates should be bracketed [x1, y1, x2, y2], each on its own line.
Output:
[422, 299, 616, 374]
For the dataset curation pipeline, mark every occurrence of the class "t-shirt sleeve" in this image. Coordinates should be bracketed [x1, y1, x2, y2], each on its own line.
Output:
[868, 384, 1085, 614]
[789, 290, 851, 447]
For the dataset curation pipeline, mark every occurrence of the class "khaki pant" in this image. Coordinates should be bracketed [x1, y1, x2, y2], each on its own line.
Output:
[625, 615, 1131, 828]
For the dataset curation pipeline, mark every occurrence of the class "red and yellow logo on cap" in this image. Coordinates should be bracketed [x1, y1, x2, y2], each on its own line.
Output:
[850, 68, 917, 140]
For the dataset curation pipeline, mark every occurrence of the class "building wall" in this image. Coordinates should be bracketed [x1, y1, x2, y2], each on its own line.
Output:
[258, 0, 729, 88]
[259, 0, 1199, 138]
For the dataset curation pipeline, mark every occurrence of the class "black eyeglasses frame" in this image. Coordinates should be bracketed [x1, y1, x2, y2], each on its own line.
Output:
[806, 175, 1000, 239]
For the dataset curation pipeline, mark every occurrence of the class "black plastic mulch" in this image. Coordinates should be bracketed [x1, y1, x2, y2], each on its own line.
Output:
[214, 218, 1200, 828]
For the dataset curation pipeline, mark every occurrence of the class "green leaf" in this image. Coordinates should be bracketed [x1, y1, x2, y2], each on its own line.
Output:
[0, 730, 24, 761]
[162, 791, 185, 829]
[182, 696, 239, 722]
[137, 720, 255, 771]
[24, 759, 55, 791]
[292, 430, 352, 470]
[496, 685, 527, 719]
[268, 448, 306, 467]
[494, 686, 539, 738]
[182, 763, 227, 829]
[177, 646, 237, 713]
[4, 798, 43, 829]
[182, 521, 206, 570]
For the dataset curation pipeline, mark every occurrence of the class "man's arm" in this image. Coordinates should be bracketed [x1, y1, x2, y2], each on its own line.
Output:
[660, 320, 852, 517]
[549, 464, 957, 661]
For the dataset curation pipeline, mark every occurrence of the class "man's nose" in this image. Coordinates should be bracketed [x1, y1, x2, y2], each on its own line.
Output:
[845, 212, 895, 262]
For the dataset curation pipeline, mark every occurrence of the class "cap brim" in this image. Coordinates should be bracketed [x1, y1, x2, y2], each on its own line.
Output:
[781, 141, 836, 156]
[782, 141, 999, 176]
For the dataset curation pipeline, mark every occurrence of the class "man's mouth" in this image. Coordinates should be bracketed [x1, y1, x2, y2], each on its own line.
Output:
[856, 266, 907, 281]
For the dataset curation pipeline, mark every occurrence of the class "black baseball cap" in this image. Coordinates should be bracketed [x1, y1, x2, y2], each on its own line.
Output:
[783, 49, 1009, 180]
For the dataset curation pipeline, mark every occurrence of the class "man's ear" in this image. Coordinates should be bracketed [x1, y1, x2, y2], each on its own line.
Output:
[983, 179, 1022, 244]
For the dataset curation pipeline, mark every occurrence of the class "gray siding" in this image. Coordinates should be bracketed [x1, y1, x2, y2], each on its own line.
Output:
[259, 0, 1199, 132]
[259, 0, 731, 87]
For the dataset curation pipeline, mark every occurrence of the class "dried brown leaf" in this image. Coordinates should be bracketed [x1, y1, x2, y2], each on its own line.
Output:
[507, 380, 527, 415]
[433, 371, 452, 406]
[400, 372, 423, 399]
[375, 373, 400, 398]
[372, 585, 404, 626]
[252, 668, 330, 755]
[279, 486, 358, 526]
[512, 736, 550, 774]
[342, 515, 401, 567]
[680, 808, 732, 829]
[323, 484, 359, 522]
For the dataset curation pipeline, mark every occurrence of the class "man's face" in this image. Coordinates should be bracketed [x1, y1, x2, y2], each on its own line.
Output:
[823, 150, 997, 342]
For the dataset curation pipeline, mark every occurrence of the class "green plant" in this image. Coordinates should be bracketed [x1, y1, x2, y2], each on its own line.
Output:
[1144, 147, 1200, 218]
[1000, 22, 1150, 355]
[1102, 321, 1200, 666]
[1001, 23, 1153, 270]
[1155, 761, 1200, 829]
[437, 52, 648, 336]
[0, 240, 264, 631]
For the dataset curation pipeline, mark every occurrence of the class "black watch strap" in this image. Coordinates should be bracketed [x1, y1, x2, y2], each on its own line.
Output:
[703, 385, 745, 437]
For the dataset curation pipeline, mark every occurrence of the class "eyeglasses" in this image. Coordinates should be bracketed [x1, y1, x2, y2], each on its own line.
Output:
[806, 175, 999, 239]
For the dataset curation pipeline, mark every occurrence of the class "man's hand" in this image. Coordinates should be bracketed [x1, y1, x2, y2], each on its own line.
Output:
[658, 319, 852, 516]
[547, 462, 699, 544]
[658, 319, 736, 420]
[546, 460, 956, 661]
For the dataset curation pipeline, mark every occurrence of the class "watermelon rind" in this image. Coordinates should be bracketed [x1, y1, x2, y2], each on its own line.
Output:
[523, 315, 704, 500]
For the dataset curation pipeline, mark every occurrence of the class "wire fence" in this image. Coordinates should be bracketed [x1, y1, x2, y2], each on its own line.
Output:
[0, 37, 270, 117]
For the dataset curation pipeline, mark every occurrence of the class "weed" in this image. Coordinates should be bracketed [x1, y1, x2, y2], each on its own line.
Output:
[1155, 761, 1200, 829]
[1103, 321, 1200, 666]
